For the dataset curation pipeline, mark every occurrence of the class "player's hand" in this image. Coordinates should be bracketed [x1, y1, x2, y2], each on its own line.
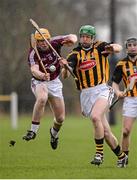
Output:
[41, 73, 50, 81]
[102, 44, 122, 54]
[116, 91, 125, 98]
[102, 44, 114, 54]
[59, 57, 68, 68]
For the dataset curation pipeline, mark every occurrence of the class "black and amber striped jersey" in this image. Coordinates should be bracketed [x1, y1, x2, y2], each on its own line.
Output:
[67, 41, 110, 90]
[112, 56, 137, 97]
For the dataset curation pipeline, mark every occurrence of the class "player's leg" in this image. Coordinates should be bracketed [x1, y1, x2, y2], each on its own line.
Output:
[90, 98, 108, 166]
[102, 115, 118, 148]
[48, 96, 65, 149]
[122, 97, 137, 164]
[102, 115, 127, 168]
[23, 83, 48, 141]
[121, 116, 135, 164]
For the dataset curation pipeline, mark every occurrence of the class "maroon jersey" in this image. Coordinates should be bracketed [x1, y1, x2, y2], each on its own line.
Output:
[28, 36, 66, 81]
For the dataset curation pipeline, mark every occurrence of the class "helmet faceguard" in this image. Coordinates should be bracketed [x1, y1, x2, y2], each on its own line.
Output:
[125, 37, 137, 48]
[34, 28, 51, 51]
[79, 25, 96, 50]
[125, 37, 137, 58]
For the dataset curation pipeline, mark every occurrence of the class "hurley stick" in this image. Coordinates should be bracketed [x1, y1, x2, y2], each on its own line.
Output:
[30, 33, 48, 75]
[109, 77, 136, 110]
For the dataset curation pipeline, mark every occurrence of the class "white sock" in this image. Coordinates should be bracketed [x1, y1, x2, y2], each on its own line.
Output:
[51, 127, 58, 138]
[31, 124, 40, 133]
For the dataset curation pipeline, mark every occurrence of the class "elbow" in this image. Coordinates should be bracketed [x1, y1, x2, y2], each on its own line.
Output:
[112, 44, 123, 53]
[30, 66, 38, 78]
[112, 82, 119, 93]
[68, 34, 78, 44]
[31, 68, 35, 77]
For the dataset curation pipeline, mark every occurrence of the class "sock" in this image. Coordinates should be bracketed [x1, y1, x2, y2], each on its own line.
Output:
[124, 151, 129, 156]
[95, 138, 104, 156]
[112, 145, 125, 160]
[31, 121, 40, 133]
[51, 127, 59, 138]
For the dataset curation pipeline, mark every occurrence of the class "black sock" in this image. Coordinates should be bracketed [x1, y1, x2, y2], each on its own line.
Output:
[112, 145, 125, 159]
[124, 151, 129, 156]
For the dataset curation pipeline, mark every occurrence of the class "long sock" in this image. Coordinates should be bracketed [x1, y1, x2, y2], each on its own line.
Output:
[31, 121, 40, 133]
[124, 151, 129, 156]
[51, 127, 59, 138]
[112, 145, 125, 159]
[124, 151, 129, 164]
[95, 138, 104, 156]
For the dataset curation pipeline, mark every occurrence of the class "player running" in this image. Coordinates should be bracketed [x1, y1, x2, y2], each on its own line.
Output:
[112, 37, 137, 165]
[62, 25, 128, 167]
[23, 28, 77, 150]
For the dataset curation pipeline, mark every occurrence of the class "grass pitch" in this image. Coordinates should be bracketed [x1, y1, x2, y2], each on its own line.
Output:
[0, 114, 137, 179]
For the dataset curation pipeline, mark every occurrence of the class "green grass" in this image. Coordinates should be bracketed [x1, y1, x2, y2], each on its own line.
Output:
[0, 114, 137, 179]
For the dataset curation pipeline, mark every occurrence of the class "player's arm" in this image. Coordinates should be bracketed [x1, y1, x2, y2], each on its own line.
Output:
[28, 49, 50, 81]
[31, 64, 50, 81]
[112, 82, 125, 98]
[61, 34, 78, 46]
[61, 53, 77, 79]
[61, 67, 71, 79]
[104, 43, 122, 53]
[99, 42, 122, 54]
[112, 64, 125, 98]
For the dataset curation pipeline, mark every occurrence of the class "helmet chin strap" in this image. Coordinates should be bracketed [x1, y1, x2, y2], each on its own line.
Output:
[80, 36, 94, 51]
[82, 46, 92, 51]
[81, 43, 93, 51]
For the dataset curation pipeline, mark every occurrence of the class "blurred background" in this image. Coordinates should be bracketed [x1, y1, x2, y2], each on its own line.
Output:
[0, 0, 137, 122]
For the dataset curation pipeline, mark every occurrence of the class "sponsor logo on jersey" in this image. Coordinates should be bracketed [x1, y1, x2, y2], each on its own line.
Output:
[130, 73, 137, 78]
[129, 73, 137, 82]
[79, 60, 96, 70]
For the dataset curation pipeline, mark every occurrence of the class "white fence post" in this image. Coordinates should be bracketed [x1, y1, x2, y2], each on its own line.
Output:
[10, 92, 18, 129]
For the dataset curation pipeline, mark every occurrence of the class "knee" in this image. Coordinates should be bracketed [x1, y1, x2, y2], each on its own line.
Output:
[56, 116, 65, 124]
[37, 96, 47, 107]
[54, 116, 65, 126]
[91, 113, 101, 124]
[123, 128, 130, 138]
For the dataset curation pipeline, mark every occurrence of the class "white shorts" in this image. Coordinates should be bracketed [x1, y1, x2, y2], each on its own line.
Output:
[80, 84, 114, 117]
[31, 77, 63, 99]
[123, 97, 137, 118]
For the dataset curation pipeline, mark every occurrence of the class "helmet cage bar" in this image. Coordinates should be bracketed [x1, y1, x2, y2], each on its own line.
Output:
[125, 38, 137, 48]
[80, 34, 94, 38]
